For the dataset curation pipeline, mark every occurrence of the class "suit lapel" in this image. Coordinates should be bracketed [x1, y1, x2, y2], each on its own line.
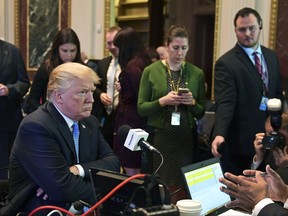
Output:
[262, 47, 275, 97]
[46, 102, 78, 161]
[78, 121, 90, 160]
[234, 45, 264, 93]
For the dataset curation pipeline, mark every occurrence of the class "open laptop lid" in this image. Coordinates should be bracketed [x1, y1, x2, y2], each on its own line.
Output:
[181, 157, 231, 216]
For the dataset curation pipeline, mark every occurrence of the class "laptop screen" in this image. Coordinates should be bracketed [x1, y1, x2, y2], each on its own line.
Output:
[181, 157, 231, 216]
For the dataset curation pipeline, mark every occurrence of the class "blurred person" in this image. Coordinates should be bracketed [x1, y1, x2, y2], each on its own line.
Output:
[219, 165, 288, 216]
[147, 47, 160, 62]
[1, 62, 120, 215]
[211, 7, 283, 175]
[156, 46, 168, 60]
[0, 39, 30, 180]
[93, 26, 121, 148]
[24, 28, 94, 114]
[113, 27, 151, 175]
[138, 25, 206, 190]
[252, 113, 288, 183]
[80, 51, 98, 72]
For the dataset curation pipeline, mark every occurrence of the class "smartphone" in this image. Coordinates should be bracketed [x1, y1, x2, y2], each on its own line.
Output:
[178, 88, 189, 95]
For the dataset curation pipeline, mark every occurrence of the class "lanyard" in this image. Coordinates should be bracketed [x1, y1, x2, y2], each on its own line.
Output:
[166, 60, 185, 112]
[166, 60, 185, 92]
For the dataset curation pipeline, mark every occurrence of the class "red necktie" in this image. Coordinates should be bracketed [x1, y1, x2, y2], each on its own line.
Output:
[253, 52, 263, 77]
[253, 52, 267, 94]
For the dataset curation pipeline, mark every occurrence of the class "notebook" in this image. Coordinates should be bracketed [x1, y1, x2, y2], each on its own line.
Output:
[181, 157, 251, 216]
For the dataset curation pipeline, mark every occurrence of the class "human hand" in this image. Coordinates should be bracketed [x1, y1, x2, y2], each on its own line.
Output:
[159, 91, 182, 107]
[100, 93, 112, 106]
[253, 132, 266, 162]
[178, 91, 195, 106]
[115, 81, 121, 92]
[264, 165, 288, 203]
[219, 171, 268, 212]
[0, 84, 9, 96]
[69, 165, 80, 176]
[211, 136, 225, 157]
[272, 146, 288, 167]
[36, 188, 49, 200]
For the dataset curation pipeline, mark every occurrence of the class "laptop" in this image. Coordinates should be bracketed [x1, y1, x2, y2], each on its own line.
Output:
[181, 157, 251, 216]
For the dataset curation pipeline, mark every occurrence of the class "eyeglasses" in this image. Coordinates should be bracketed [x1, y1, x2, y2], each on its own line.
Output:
[236, 26, 258, 33]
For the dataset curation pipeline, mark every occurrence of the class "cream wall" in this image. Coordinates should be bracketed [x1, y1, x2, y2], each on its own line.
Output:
[71, 0, 105, 59]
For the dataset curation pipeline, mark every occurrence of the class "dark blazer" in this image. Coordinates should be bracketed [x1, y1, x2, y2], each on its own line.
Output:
[0, 40, 30, 179]
[4, 102, 120, 215]
[213, 44, 283, 156]
[0, 40, 30, 130]
[93, 56, 112, 121]
[259, 203, 288, 216]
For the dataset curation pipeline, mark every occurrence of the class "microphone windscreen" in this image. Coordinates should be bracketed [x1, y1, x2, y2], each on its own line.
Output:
[117, 125, 132, 145]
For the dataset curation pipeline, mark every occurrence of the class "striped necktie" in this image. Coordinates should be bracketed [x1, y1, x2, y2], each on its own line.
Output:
[253, 52, 263, 77]
[253, 52, 268, 95]
[72, 122, 79, 163]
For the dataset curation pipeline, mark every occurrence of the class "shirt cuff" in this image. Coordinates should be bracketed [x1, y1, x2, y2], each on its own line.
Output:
[75, 164, 85, 177]
[251, 155, 262, 170]
[283, 198, 288, 209]
[252, 198, 274, 216]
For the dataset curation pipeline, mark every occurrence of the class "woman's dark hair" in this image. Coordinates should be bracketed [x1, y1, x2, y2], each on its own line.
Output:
[113, 27, 150, 70]
[46, 28, 83, 74]
[164, 25, 190, 46]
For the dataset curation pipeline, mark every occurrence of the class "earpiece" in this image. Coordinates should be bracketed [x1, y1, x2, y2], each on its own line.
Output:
[259, 19, 262, 30]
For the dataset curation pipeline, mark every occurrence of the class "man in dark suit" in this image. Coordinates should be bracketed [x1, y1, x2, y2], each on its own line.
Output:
[93, 26, 121, 147]
[0, 40, 30, 180]
[219, 165, 288, 216]
[211, 7, 283, 175]
[2, 62, 120, 215]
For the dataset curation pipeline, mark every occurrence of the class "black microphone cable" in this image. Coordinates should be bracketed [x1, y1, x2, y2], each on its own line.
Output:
[154, 151, 164, 174]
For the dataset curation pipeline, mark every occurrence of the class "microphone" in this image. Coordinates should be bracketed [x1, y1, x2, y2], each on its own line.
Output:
[69, 201, 84, 214]
[118, 125, 160, 154]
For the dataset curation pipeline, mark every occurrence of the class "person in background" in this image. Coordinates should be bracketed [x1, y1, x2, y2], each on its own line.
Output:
[24, 28, 92, 114]
[138, 25, 206, 192]
[147, 47, 160, 62]
[0, 39, 30, 180]
[93, 26, 121, 148]
[211, 7, 283, 175]
[113, 27, 151, 176]
[2, 62, 120, 215]
[80, 51, 98, 72]
[252, 113, 288, 183]
[156, 46, 169, 60]
[219, 165, 288, 216]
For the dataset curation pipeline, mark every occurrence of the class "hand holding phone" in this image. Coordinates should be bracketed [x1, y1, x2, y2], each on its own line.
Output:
[178, 88, 189, 95]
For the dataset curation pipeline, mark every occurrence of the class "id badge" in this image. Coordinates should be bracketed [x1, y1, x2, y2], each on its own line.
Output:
[259, 96, 268, 111]
[171, 112, 180, 126]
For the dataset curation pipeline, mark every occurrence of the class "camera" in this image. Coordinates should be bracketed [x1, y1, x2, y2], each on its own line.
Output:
[262, 98, 285, 149]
